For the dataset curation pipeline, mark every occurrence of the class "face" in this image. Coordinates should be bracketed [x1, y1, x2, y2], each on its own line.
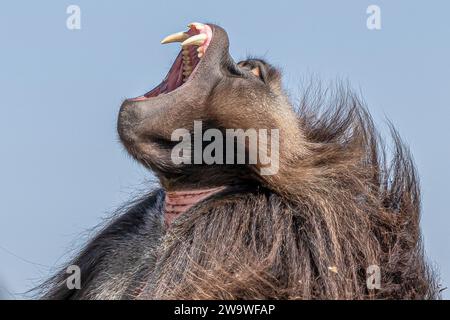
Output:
[117, 23, 299, 190]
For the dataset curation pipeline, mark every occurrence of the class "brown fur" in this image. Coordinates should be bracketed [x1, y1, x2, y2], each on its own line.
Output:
[136, 84, 439, 299]
[39, 24, 440, 299]
[39, 82, 440, 300]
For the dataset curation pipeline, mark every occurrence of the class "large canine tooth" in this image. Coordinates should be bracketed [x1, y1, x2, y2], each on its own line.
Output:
[188, 22, 205, 30]
[161, 32, 190, 44]
[181, 34, 207, 47]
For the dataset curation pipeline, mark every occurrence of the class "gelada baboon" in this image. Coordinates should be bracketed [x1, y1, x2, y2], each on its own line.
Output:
[40, 23, 439, 299]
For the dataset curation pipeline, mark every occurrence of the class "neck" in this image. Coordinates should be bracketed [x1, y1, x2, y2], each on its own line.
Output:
[164, 186, 225, 226]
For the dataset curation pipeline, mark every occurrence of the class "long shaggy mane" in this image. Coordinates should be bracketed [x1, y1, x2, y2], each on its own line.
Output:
[139, 83, 439, 299]
[38, 83, 440, 300]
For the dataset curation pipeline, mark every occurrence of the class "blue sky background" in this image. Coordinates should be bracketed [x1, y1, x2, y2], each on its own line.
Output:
[0, 0, 449, 299]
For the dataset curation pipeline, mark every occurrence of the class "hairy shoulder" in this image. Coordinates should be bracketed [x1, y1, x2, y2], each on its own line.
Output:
[39, 189, 165, 300]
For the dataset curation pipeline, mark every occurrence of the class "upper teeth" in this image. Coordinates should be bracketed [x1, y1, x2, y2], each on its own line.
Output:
[187, 22, 205, 30]
[161, 22, 207, 60]
[181, 34, 207, 47]
[161, 22, 209, 82]
[160, 32, 190, 44]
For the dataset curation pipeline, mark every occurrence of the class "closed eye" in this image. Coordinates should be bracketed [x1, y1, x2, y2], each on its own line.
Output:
[226, 63, 245, 77]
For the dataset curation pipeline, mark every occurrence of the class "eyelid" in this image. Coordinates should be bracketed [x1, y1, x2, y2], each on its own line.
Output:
[251, 65, 266, 83]
[234, 61, 267, 83]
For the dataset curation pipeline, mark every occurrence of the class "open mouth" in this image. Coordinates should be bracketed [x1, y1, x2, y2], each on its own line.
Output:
[131, 22, 213, 101]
